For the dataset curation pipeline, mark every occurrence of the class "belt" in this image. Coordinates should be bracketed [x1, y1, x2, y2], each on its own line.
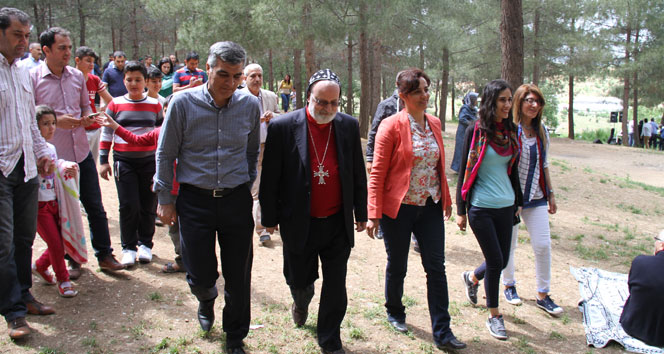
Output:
[181, 183, 243, 198]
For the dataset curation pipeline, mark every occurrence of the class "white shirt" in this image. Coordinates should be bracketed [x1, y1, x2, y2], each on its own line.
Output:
[38, 143, 58, 202]
[0, 53, 50, 180]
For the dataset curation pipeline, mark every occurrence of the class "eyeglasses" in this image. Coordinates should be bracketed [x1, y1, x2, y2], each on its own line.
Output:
[311, 96, 340, 108]
[524, 98, 543, 106]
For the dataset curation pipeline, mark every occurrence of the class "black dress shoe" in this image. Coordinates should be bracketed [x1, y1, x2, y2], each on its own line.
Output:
[226, 346, 245, 354]
[198, 299, 215, 332]
[292, 302, 308, 327]
[437, 337, 467, 350]
[321, 347, 345, 354]
[388, 319, 408, 333]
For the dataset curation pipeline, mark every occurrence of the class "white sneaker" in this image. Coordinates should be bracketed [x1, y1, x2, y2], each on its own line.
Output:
[121, 250, 137, 267]
[137, 245, 152, 264]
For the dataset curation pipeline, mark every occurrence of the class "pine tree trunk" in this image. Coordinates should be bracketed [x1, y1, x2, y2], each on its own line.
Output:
[419, 38, 425, 69]
[370, 39, 382, 119]
[439, 46, 449, 131]
[303, 2, 315, 78]
[293, 49, 303, 109]
[451, 77, 455, 119]
[434, 79, 439, 117]
[568, 75, 574, 139]
[632, 23, 640, 147]
[268, 49, 274, 92]
[111, 22, 116, 52]
[623, 25, 633, 146]
[131, 0, 139, 59]
[359, 6, 370, 138]
[77, 0, 86, 46]
[532, 5, 541, 86]
[32, 2, 45, 41]
[345, 37, 353, 115]
[500, 0, 524, 90]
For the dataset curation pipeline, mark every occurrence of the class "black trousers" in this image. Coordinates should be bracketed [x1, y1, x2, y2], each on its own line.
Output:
[113, 156, 156, 251]
[468, 205, 514, 308]
[282, 212, 350, 352]
[176, 183, 254, 348]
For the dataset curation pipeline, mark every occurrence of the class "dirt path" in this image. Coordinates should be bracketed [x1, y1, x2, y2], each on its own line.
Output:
[3, 126, 663, 353]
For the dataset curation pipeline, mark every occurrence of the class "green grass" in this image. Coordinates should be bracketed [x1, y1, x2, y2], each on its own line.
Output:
[37, 348, 66, 354]
[550, 330, 565, 340]
[402, 295, 417, 307]
[561, 313, 571, 325]
[148, 291, 163, 302]
[81, 336, 98, 347]
[617, 203, 644, 215]
[617, 176, 664, 197]
[152, 337, 169, 352]
[575, 243, 608, 261]
[514, 336, 536, 354]
[572, 234, 585, 241]
[551, 159, 571, 172]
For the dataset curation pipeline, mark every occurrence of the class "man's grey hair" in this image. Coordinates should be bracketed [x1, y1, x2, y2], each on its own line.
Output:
[113, 50, 126, 59]
[207, 41, 246, 68]
[29, 42, 40, 50]
[243, 63, 263, 76]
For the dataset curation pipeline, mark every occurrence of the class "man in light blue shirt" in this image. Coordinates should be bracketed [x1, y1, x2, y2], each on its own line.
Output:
[18, 42, 40, 70]
[154, 41, 259, 354]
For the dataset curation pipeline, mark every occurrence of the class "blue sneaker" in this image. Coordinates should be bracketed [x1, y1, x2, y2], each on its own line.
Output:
[503, 286, 522, 305]
[536, 295, 563, 316]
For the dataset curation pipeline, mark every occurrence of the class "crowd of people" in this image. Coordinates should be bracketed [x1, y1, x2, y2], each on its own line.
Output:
[2, 6, 662, 354]
[626, 117, 664, 150]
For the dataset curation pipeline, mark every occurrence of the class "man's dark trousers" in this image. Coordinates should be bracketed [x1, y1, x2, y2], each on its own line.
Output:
[283, 212, 350, 352]
[176, 183, 254, 348]
[0, 156, 38, 321]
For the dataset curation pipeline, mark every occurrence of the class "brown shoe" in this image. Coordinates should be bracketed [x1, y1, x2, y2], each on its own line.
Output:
[291, 302, 308, 327]
[68, 260, 82, 280]
[98, 254, 125, 271]
[7, 317, 31, 339]
[25, 299, 55, 316]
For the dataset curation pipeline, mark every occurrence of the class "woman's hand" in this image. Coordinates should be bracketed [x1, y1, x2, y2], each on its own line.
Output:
[456, 214, 467, 231]
[366, 218, 380, 239]
[444, 204, 452, 221]
[548, 194, 557, 214]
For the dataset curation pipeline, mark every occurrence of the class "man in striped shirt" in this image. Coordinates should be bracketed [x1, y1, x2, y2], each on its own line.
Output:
[172, 51, 207, 93]
[0, 7, 54, 340]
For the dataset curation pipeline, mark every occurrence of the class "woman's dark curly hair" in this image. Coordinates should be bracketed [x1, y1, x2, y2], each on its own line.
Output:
[478, 79, 515, 138]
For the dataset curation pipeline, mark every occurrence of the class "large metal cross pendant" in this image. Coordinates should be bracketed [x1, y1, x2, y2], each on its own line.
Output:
[313, 164, 329, 185]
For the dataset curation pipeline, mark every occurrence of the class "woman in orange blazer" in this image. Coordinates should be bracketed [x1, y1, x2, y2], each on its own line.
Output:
[366, 68, 465, 351]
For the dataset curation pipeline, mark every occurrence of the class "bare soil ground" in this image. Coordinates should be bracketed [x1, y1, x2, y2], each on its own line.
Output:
[3, 125, 664, 354]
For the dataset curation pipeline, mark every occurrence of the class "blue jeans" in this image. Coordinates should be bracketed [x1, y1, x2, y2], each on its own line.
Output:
[281, 93, 290, 112]
[78, 152, 114, 259]
[380, 198, 454, 345]
[0, 155, 38, 321]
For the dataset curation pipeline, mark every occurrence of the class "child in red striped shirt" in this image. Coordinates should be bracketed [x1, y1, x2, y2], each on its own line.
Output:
[98, 61, 162, 267]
